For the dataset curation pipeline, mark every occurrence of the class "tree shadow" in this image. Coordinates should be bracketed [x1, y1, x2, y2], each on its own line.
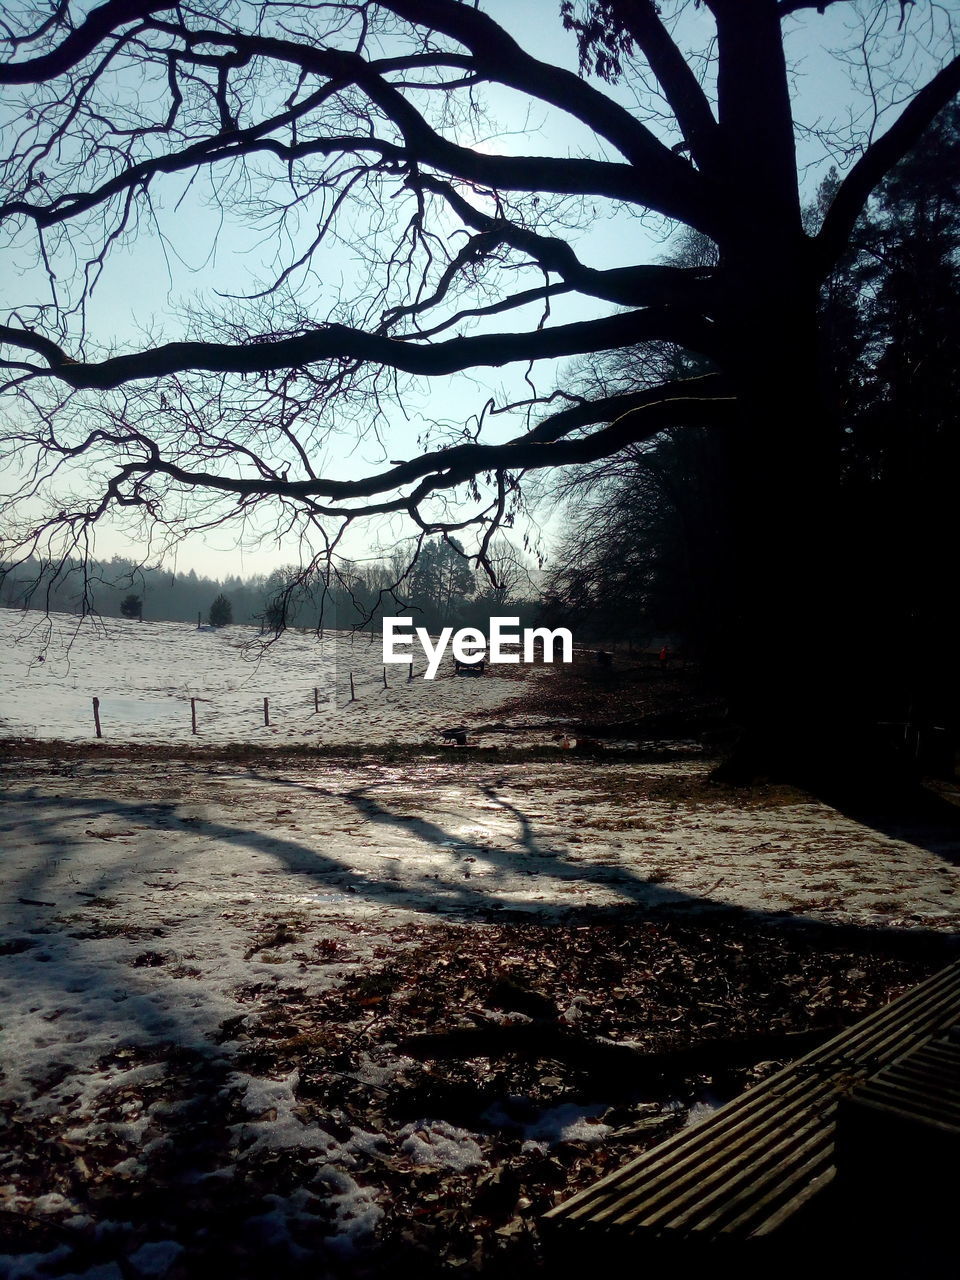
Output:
[1, 788, 394, 1274]
[5, 771, 959, 978]
[2, 770, 958, 1277]
[814, 778, 960, 868]
[237, 767, 960, 958]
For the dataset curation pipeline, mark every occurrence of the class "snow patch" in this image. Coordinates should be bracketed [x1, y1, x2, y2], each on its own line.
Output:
[397, 1119, 486, 1170]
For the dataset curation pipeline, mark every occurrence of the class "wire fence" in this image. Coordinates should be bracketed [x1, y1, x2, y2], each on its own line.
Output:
[81, 660, 473, 738]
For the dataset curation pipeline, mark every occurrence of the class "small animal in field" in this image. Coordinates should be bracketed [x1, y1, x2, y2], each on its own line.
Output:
[439, 725, 468, 745]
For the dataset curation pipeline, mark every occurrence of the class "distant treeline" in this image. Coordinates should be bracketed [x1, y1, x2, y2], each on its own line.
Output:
[0, 538, 539, 634]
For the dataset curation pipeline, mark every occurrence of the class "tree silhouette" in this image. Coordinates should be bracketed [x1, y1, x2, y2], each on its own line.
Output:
[208, 594, 233, 628]
[822, 103, 960, 762]
[119, 592, 143, 620]
[405, 538, 476, 630]
[1, 1, 958, 774]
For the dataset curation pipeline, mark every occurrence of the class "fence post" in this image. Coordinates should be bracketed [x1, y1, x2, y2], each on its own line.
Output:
[349, 672, 356, 702]
[383, 665, 388, 689]
[92, 696, 102, 739]
[263, 697, 270, 727]
[408, 661, 413, 683]
[191, 697, 197, 735]
[197, 611, 201, 629]
[314, 686, 320, 713]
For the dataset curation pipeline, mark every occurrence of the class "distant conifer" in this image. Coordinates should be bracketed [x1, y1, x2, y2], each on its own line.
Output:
[208, 594, 233, 627]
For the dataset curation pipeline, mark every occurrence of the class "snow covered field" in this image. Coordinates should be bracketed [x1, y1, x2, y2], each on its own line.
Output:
[1, 753, 958, 1279]
[3, 609, 960, 1277]
[0, 609, 523, 746]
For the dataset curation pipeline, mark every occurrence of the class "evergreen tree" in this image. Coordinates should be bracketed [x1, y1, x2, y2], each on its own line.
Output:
[208, 594, 233, 627]
[407, 539, 476, 630]
[825, 104, 960, 743]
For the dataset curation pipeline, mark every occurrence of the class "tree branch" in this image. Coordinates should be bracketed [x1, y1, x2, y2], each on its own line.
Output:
[0, 0, 172, 83]
[815, 51, 960, 273]
[599, 0, 720, 170]
[141, 18, 711, 223]
[0, 125, 402, 232]
[0, 310, 716, 390]
[380, 0, 707, 211]
[522, 372, 729, 444]
[776, 1, 851, 14]
[0, 324, 71, 367]
[416, 174, 714, 309]
[97, 381, 737, 507]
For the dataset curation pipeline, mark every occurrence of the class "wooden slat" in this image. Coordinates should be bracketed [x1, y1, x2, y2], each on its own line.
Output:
[544, 958, 960, 1249]
[554, 957, 960, 1223]
[553, 959, 959, 1228]
[844, 1029, 960, 1133]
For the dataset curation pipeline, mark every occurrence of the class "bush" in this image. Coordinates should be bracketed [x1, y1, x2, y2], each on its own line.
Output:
[120, 593, 142, 620]
[208, 594, 233, 627]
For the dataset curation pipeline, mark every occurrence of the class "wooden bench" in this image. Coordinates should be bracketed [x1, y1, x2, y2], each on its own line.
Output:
[835, 1020, 960, 1189]
[830, 1021, 960, 1273]
[839, 1020, 960, 1150]
[453, 658, 485, 676]
[542, 958, 960, 1274]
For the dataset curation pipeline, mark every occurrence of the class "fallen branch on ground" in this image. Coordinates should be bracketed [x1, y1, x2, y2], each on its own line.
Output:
[397, 1022, 835, 1086]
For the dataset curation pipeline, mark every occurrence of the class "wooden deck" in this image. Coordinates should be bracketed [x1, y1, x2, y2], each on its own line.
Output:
[542, 958, 960, 1271]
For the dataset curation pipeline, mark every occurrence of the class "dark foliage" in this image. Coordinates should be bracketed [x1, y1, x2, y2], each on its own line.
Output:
[207, 594, 234, 628]
[544, 107, 960, 758]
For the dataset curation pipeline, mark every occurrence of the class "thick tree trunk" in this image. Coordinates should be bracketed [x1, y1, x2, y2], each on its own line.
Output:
[697, 3, 859, 783]
[709, 254, 868, 785]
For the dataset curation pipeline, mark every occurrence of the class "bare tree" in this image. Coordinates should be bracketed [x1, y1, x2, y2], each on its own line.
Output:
[1, 0, 958, 773]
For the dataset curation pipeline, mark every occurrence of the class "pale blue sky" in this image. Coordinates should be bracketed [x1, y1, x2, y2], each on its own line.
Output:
[0, 1, 951, 577]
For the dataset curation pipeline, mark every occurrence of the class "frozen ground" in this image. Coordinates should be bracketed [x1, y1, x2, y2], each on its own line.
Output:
[0, 609, 524, 745]
[1, 756, 959, 1275]
[2, 615, 960, 1277]
[2, 755, 959, 1082]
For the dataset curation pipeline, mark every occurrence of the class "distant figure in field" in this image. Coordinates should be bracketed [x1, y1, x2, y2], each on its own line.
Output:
[595, 649, 612, 669]
[439, 725, 468, 745]
[659, 645, 670, 671]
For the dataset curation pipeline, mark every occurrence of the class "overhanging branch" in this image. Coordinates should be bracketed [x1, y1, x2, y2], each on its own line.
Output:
[0, 309, 716, 389]
[595, 0, 720, 169]
[816, 51, 960, 273]
[380, 0, 706, 212]
[103, 379, 737, 507]
[416, 174, 714, 309]
[522, 372, 729, 444]
[0, 0, 172, 83]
